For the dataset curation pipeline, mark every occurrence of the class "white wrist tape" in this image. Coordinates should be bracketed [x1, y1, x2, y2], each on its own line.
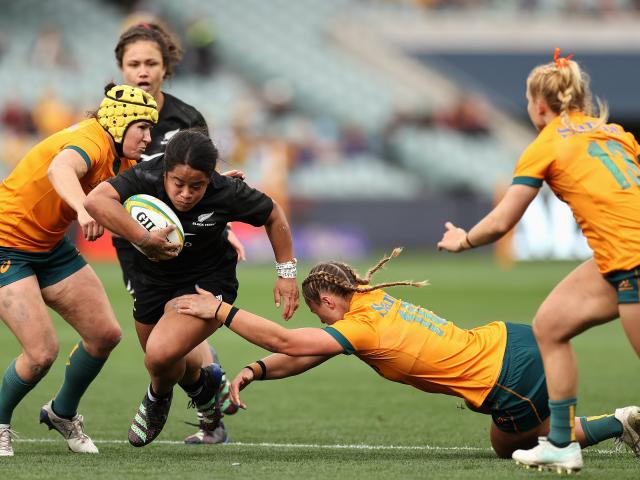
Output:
[275, 259, 297, 279]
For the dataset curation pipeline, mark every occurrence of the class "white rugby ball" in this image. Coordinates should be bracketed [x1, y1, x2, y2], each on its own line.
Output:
[123, 194, 184, 259]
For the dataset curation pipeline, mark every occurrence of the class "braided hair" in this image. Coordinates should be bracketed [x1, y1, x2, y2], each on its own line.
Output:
[527, 48, 608, 133]
[302, 248, 428, 305]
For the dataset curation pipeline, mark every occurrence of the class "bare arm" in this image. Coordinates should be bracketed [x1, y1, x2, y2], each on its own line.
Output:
[437, 184, 539, 252]
[84, 182, 178, 260]
[48, 149, 103, 241]
[264, 200, 299, 320]
[230, 353, 333, 408]
[173, 286, 344, 356]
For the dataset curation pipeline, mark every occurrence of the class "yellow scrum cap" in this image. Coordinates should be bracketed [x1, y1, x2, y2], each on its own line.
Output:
[97, 84, 158, 144]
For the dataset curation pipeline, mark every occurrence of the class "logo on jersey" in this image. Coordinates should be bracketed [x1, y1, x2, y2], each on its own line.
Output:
[140, 152, 164, 162]
[0, 260, 10, 273]
[198, 212, 214, 222]
[193, 211, 216, 228]
[161, 129, 180, 146]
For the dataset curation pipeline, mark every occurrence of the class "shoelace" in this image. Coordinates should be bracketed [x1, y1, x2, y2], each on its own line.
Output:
[0, 427, 19, 450]
[66, 415, 91, 442]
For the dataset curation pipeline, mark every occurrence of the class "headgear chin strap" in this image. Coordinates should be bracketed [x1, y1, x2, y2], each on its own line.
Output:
[97, 84, 158, 157]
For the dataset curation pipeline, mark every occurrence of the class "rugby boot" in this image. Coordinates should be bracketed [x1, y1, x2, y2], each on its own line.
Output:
[614, 405, 640, 456]
[40, 400, 98, 453]
[0, 424, 17, 456]
[128, 388, 173, 447]
[513, 437, 582, 473]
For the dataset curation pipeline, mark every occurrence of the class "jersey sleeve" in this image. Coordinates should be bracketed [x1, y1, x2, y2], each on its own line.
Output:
[107, 164, 155, 203]
[512, 137, 554, 188]
[61, 134, 105, 170]
[324, 314, 379, 355]
[228, 179, 274, 226]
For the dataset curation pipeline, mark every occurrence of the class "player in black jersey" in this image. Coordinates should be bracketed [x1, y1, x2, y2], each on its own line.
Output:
[85, 129, 299, 447]
[113, 22, 245, 443]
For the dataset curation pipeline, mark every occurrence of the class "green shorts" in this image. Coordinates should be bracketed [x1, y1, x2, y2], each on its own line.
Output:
[605, 268, 640, 304]
[0, 238, 87, 288]
[479, 323, 549, 434]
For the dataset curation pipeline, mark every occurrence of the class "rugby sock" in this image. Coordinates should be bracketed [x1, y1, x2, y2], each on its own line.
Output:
[180, 371, 205, 399]
[0, 359, 39, 424]
[53, 342, 106, 418]
[182, 368, 215, 407]
[148, 384, 172, 402]
[579, 414, 623, 446]
[548, 397, 577, 448]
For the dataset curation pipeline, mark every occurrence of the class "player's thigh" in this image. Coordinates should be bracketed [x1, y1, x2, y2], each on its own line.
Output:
[41, 264, 120, 345]
[0, 275, 58, 358]
[135, 321, 155, 352]
[145, 306, 220, 366]
[534, 259, 618, 341]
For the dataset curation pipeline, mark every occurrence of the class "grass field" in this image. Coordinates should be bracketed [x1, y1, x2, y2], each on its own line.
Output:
[1, 250, 638, 479]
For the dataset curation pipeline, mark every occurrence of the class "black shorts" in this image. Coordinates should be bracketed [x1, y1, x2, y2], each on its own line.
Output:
[131, 274, 238, 325]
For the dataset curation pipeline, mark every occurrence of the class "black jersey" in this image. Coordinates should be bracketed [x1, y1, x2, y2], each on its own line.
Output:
[112, 91, 208, 282]
[141, 92, 208, 161]
[108, 156, 273, 287]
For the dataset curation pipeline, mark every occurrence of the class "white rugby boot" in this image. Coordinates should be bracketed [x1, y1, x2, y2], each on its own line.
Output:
[512, 437, 583, 473]
[0, 424, 17, 456]
[614, 405, 640, 456]
[39, 400, 98, 453]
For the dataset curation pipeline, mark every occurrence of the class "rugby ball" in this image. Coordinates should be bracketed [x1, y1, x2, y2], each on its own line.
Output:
[123, 194, 185, 259]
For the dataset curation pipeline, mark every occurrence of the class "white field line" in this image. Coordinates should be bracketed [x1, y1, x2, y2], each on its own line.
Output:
[16, 438, 619, 455]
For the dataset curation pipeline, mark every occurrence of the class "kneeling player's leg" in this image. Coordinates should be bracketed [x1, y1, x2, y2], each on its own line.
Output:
[490, 419, 548, 459]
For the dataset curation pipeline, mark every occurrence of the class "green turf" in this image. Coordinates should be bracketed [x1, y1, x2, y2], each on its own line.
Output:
[0, 250, 638, 478]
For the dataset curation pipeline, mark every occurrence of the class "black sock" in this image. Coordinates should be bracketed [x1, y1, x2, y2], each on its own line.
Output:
[148, 384, 172, 401]
[184, 368, 215, 407]
[180, 371, 205, 398]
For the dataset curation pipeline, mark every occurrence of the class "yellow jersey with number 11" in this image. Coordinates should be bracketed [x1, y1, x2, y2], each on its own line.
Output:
[513, 112, 640, 274]
[325, 289, 507, 409]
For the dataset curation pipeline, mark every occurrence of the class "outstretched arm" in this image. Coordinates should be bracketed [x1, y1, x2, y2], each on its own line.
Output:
[437, 184, 539, 252]
[230, 354, 333, 408]
[174, 286, 344, 356]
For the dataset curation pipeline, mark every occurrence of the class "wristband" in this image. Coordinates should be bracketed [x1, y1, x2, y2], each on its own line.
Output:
[244, 363, 259, 378]
[244, 360, 267, 380]
[275, 258, 297, 279]
[213, 300, 223, 322]
[224, 306, 239, 327]
[465, 234, 476, 249]
[256, 360, 267, 380]
[213, 302, 233, 326]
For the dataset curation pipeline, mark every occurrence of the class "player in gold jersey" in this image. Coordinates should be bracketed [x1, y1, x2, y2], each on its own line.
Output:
[0, 84, 157, 456]
[437, 49, 640, 472]
[171, 249, 640, 461]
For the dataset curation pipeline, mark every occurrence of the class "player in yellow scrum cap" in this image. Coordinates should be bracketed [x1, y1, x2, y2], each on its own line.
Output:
[97, 83, 158, 157]
[0, 82, 157, 456]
